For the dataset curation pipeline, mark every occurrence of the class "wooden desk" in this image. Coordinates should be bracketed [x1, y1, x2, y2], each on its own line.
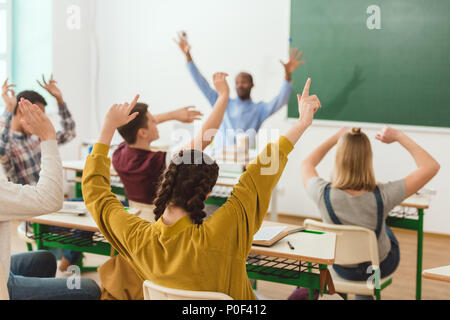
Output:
[387, 193, 431, 300]
[63, 160, 119, 176]
[423, 266, 450, 283]
[27, 213, 336, 298]
[251, 221, 335, 265]
[28, 212, 99, 233]
[248, 221, 336, 298]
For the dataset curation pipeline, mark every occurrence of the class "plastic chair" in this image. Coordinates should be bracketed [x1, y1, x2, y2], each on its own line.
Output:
[303, 219, 394, 300]
[0, 263, 9, 300]
[143, 281, 233, 300]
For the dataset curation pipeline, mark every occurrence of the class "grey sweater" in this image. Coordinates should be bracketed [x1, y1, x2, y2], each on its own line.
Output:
[307, 177, 407, 262]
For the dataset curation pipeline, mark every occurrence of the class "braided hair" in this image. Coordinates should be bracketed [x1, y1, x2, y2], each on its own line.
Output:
[153, 149, 219, 226]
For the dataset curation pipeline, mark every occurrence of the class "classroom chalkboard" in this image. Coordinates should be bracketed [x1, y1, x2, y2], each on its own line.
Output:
[288, 0, 450, 128]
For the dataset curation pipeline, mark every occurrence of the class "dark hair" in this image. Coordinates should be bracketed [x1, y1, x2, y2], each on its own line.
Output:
[14, 91, 47, 115]
[153, 150, 219, 226]
[117, 103, 149, 145]
[237, 72, 254, 86]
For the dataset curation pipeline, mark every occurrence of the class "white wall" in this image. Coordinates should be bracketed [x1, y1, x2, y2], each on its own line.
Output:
[53, 0, 95, 161]
[53, 0, 450, 235]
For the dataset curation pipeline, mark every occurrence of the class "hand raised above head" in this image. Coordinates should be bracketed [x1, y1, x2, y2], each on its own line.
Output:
[103, 94, 141, 130]
[19, 98, 56, 141]
[297, 78, 322, 127]
[281, 47, 306, 80]
[37, 74, 64, 103]
[2, 78, 17, 113]
[376, 126, 403, 144]
[213, 72, 230, 97]
[174, 31, 191, 56]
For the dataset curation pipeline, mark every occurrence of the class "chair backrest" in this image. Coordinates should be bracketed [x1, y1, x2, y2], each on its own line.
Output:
[0, 263, 9, 300]
[143, 281, 233, 300]
[303, 219, 380, 268]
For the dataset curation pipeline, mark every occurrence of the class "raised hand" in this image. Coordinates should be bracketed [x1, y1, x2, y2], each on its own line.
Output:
[37, 74, 64, 104]
[18, 98, 56, 141]
[336, 127, 350, 140]
[173, 106, 203, 123]
[376, 126, 403, 144]
[280, 48, 306, 81]
[2, 78, 17, 113]
[297, 78, 322, 127]
[174, 31, 192, 61]
[213, 72, 230, 97]
[104, 95, 141, 130]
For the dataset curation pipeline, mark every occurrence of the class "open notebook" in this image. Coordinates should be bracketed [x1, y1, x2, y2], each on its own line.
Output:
[57, 202, 89, 216]
[252, 225, 305, 247]
[57, 202, 141, 216]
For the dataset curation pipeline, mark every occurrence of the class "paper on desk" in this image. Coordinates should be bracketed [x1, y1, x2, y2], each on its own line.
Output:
[57, 202, 89, 215]
[253, 226, 288, 241]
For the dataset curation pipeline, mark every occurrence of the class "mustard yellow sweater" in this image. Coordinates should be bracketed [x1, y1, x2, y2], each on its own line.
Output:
[82, 136, 293, 300]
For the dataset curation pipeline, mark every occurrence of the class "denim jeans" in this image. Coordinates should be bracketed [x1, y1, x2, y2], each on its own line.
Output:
[8, 251, 101, 300]
[333, 226, 400, 300]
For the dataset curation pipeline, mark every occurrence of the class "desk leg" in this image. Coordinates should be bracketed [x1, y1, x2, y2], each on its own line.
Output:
[416, 209, 424, 300]
[75, 172, 83, 199]
[33, 223, 45, 251]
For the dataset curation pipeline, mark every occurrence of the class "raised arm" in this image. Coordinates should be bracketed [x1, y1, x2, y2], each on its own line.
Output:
[154, 106, 203, 125]
[184, 73, 230, 151]
[38, 75, 76, 145]
[260, 48, 306, 120]
[0, 79, 16, 159]
[301, 127, 349, 189]
[207, 78, 322, 256]
[0, 99, 63, 221]
[376, 127, 440, 198]
[83, 95, 155, 259]
[174, 32, 219, 106]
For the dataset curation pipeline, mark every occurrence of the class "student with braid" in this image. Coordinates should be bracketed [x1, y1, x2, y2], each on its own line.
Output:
[82, 77, 322, 300]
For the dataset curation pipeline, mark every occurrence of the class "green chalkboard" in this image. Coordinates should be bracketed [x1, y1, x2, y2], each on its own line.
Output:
[288, 0, 450, 128]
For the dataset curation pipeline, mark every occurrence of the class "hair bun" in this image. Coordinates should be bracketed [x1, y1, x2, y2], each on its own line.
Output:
[350, 128, 362, 136]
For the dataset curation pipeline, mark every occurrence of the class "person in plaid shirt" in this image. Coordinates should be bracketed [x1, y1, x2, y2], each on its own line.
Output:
[0, 76, 76, 185]
[1, 76, 79, 272]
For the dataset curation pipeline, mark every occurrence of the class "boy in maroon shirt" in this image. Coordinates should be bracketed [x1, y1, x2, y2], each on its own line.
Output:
[113, 73, 231, 215]
[113, 105, 202, 206]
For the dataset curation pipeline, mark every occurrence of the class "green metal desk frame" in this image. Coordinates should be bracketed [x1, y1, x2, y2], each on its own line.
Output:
[30, 223, 113, 273]
[386, 208, 425, 300]
[29, 223, 331, 299]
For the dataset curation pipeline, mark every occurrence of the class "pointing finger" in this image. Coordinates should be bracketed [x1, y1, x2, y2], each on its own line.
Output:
[129, 94, 140, 112]
[302, 78, 312, 98]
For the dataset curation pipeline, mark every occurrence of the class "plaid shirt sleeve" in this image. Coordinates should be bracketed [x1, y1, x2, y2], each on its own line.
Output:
[0, 110, 13, 163]
[56, 103, 76, 145]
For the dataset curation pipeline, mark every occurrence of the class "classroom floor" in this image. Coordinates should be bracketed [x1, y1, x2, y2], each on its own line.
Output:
[9, 218, 450, 300]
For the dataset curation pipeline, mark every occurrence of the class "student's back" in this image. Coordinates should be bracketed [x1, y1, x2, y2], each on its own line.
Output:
[113, 142, 166, 205]
[301, 126, 440, 296]
[307, 177, 405, 262]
